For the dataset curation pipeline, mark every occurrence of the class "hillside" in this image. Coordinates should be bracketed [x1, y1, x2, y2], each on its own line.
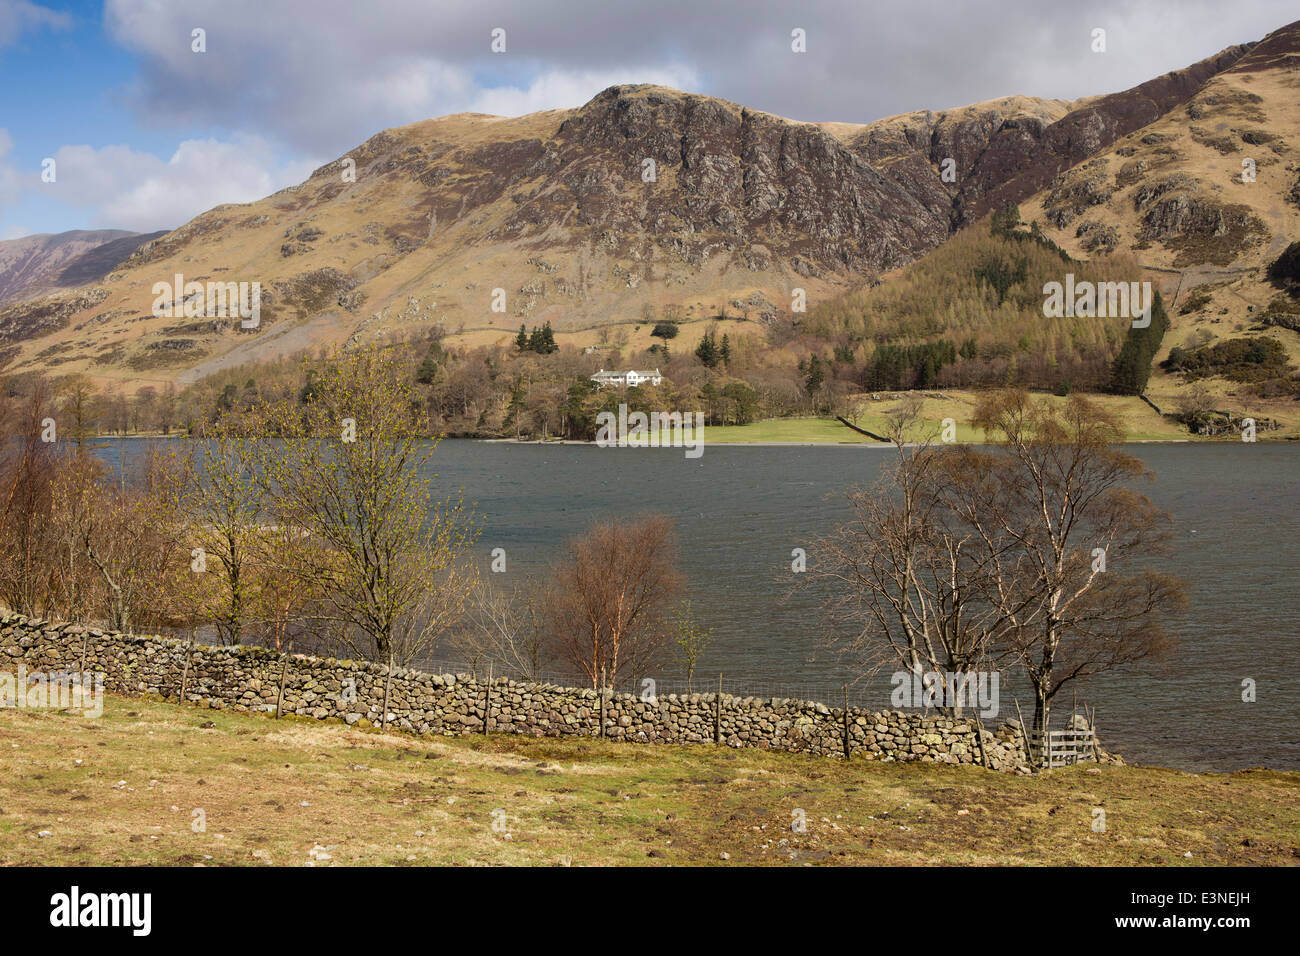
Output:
[790, 20, 1300, 429]
[0, 89, 944, 385]
[803, 216, 1145, 393]
[0, 229, 161, 308]
[840, 40, 1251, 230]
[1014, 19, 1300, 416]
[2, 691, 1297, 865]
[0, 26, 1274, 393]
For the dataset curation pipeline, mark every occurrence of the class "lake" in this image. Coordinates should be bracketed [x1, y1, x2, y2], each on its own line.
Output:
[101, 437, 1300, 771]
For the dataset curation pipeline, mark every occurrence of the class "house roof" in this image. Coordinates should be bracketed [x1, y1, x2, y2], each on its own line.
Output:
[591, 368, 662, 378]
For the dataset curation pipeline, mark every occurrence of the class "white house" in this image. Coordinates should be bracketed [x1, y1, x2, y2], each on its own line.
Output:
[590, 368, 663, 388]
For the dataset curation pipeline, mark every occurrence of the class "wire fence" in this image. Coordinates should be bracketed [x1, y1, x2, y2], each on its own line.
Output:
[400, 654, 1069, 726]
[406, 655, 878, 705]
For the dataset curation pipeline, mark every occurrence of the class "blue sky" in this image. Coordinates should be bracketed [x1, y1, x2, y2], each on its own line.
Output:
[1, 0, 196, 235]
[1, 0, 1294, 240]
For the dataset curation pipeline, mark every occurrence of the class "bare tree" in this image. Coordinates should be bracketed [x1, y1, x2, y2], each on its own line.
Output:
[56, 374, 99, 450]
[549, 514, 685, 689]
[460, 575, 551, 679]
[967, 390, 1186, 730]
[811, 446, 1019, 710]
[881, 393, 931, 444]
[672, 600, 712, 693]
[170, 416, 268, 645]
[64, 448, 187, 634]
[388, 559, 480, 668]
[243, 522, 328, 654]
[0, 379, 58, 614]
[48, 451, 109, 622]
[813, 390, 1185, 729]
[1176, 380, 1216, 432]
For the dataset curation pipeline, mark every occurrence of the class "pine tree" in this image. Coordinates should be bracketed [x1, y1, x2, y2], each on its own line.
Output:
[516, 324, 529, 351]
[918, 353, 938, 387]
[695, 330, 719, 368]
[1110, 291, 1170, 394]
[805, 355, 825, 394]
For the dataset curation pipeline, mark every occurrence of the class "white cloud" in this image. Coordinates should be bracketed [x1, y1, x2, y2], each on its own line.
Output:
[8, 58, 695, 235]
[102, 0, 716, 156]
[0, 0, 69, 48]
[0, 128, 24, 221]
[46, 136, 318, 232]
[102, 0, 1295, 151]
[9, 0, 1290, 236]
[465, 66, 701, 118]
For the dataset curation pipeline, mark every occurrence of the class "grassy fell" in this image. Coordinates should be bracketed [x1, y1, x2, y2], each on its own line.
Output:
[703, 390, 1224, 445]
[2, 691, 1298, 866]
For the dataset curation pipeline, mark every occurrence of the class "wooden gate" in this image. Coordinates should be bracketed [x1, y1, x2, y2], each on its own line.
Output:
[1028, 728, 1097, 768]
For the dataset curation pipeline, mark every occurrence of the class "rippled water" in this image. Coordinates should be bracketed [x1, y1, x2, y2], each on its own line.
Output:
[102, 438, 1300, 771]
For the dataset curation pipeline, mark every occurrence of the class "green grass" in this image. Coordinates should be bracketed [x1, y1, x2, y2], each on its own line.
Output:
[704, 418, 879, 443]
[2, 692, 1298, 866]
[705, 392, 1206, 445]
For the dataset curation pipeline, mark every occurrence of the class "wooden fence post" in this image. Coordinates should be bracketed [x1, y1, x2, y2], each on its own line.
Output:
[972, 713, 991, 770]
[598, 666, 606, 739]
[178, 639, 194, 704]
[1087, 704, 1102, 762]
[275, 654, 290, 720]
[77, 630, 91, 686]
[842, 685, 851, 760]
[1013, 698, 1036, 770]
[714, 673, 722, 745]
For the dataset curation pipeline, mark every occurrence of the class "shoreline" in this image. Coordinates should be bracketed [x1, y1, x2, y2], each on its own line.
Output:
[478, 436, 1208, 447]
[83, 431, 1290, 447]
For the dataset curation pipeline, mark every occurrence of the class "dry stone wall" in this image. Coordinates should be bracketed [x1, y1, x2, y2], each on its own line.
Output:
[1, 610, 1059, 772]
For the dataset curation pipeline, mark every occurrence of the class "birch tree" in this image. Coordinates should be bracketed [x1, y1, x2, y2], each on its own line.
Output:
[259, 348, 478, 663]
[170, 416, 267, 645]
[968, 390, 1185, 730]
[550, 515, 684, 689]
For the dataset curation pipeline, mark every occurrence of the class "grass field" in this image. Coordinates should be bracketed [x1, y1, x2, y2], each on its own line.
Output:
[703, 392, 1200, 445]
[2, 692, 1297, 866]
[704, 418, 879, 443]
[705, 381, 1300, 445]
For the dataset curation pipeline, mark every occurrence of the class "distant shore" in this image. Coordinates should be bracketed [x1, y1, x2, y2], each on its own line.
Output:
[479, 435, 1208, 448]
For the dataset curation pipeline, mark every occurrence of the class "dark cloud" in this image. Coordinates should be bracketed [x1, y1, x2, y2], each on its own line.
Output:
[105, 0, 1295, 158]
[9, 0, 1279, 234]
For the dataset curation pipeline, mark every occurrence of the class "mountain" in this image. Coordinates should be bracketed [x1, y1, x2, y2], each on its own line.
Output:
[1013, 19, 1300, 408]
[845, 43, 1252, 228]
[787, 18, 1300, 424]
[0, 229, 164, 308]
[0, 89, 957, 383]
[1020, 21, 1300, 277]
[0, 20, 1295, 391]
[53, 230, 169, 289]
